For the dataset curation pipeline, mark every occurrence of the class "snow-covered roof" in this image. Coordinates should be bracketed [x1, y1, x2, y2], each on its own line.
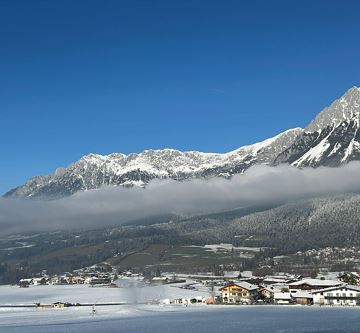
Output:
[220, 281, 258, 291]
[268, 283, 292, 289]
[274, 292, 292, 300]
[289, 279, 342, 287]
[263, 277, 290, 283]
[19, 278, 33, 282]
[311, 284, 360, 294]
[235, 281, 258, 290]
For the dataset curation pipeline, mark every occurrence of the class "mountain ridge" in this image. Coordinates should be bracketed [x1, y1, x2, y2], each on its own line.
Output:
[5, 86, 360, 199]
[4, 128, 303, 199]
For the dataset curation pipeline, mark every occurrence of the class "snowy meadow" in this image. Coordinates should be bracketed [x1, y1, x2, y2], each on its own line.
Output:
[0, 284, 360, 333]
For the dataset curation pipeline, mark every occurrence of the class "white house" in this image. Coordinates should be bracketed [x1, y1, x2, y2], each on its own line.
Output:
[312, 284, 360, 306]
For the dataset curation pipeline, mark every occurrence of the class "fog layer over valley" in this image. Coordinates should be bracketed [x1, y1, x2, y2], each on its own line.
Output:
[2, 162, 360, 236]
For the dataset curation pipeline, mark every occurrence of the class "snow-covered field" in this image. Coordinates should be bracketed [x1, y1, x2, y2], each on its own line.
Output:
[1, 305, 360, 333]
[1, 283, 360, 333]
[0, 279, 208, 305]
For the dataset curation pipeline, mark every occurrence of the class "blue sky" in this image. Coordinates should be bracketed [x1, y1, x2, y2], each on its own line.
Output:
[1, 0, 360, 194]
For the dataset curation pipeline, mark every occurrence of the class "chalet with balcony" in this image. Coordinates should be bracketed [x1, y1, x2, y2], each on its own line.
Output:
[219, 281, 258, 304]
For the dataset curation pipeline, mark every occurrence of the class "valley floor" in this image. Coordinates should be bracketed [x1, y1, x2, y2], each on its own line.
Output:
[0, 284, 360, 333]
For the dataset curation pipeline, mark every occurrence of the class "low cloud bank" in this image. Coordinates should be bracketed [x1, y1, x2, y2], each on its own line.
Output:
[1, 162, 360, 236]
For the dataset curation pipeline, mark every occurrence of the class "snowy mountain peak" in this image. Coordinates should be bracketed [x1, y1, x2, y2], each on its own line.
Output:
[306, 86, 360, 132]
[275, 87, 360, 168]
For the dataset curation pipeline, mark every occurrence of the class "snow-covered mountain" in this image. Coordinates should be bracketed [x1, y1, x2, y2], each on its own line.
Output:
[5, 128, 302, 199]
[275, 87, 360, 167]
[5, 86, 360, 199]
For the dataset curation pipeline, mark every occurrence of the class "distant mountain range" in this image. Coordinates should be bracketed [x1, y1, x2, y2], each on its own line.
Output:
[5, 87, 360, 199]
